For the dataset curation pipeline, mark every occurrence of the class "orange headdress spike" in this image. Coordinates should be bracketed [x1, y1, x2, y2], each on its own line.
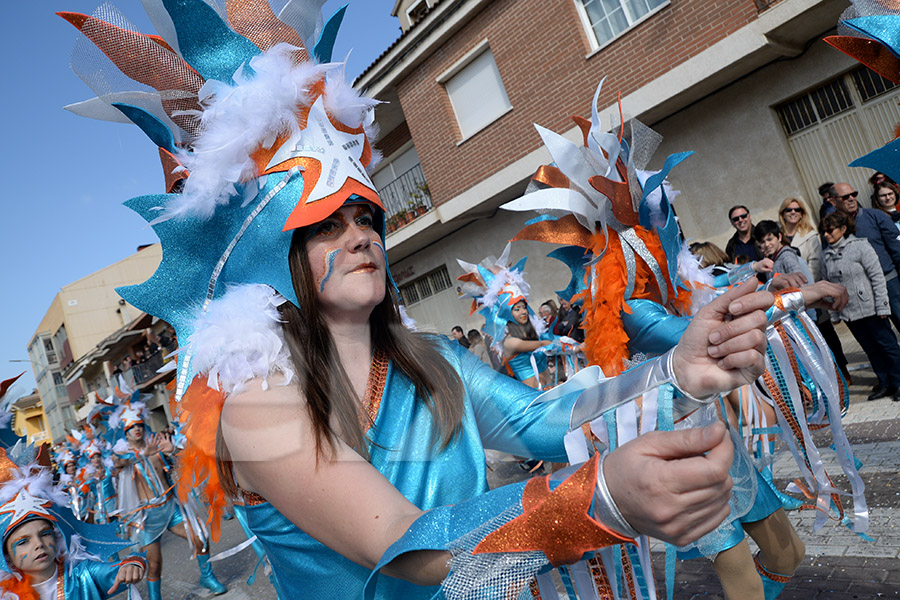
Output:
[226, 0, 307, 57]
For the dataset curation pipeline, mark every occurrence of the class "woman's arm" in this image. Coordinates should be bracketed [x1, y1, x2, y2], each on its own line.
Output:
[503, 337, 550, 354]
[858, 240, 890, 316]
[220, 382, 449, 584]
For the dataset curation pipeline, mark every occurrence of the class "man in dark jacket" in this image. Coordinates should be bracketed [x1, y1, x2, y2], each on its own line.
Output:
[833, 182, 900, 332]
[725, 205, 761, 263]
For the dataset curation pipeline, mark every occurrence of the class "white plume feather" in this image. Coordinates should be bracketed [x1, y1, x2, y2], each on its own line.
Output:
[185, 284, 294, 395]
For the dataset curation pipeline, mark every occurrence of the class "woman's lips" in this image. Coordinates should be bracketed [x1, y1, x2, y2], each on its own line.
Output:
[350, 263, 377, 273]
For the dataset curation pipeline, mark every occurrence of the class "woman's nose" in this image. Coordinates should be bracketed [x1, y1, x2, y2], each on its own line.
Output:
[344, 223, 371, 251]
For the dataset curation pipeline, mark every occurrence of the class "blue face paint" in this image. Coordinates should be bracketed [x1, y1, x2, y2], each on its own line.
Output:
[318, 249, 342, 292]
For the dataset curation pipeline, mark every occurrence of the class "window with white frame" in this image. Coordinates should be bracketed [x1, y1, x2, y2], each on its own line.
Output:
[439, 43, 512, 140]
[577, 0, 668, 49]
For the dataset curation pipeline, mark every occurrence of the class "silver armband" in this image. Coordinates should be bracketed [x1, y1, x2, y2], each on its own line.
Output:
[594, 452, 640, 539]
[767, 290, 805, 325]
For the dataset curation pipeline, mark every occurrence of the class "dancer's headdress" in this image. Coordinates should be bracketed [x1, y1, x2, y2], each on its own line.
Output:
[457, 244, 545, 349]
[60, 0, 385, 401]
[501, 80, 712, 374]
[107, 399, 150, 434]
[825, 1, 900, 181]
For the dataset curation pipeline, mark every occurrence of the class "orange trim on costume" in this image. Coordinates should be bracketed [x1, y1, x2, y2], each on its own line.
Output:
[226, 0, 307, 56]
[510, 214, 593, 249]
[532, 165, 572, 190]
[474, 454, 631, 567]
[176, 379, 228, 543]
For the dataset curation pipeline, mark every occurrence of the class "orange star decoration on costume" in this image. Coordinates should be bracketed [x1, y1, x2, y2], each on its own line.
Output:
[474, 454, 633, 567]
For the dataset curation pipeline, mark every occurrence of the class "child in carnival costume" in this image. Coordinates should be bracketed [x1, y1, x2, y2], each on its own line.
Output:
[107, 399, 225, 598]
[0, 437, 144, 599]
[457, 244, 563, 390]
[57, 1, 780, 598]
[77, 440, 117, 526]
[501, 82, 866, 599]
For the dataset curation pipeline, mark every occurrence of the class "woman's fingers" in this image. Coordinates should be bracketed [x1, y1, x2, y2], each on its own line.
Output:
[708, 310, 768, 354]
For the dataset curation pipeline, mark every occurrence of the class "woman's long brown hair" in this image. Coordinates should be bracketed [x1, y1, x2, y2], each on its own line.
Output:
[217, 227, 465, 496]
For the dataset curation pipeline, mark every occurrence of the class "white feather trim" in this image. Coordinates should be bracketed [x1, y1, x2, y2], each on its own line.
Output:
[185, 284, 294, 395]
[0, 465, 70, 509]
[112, 439, 131, 456]
[677, 242, 718, 316]
[399, 305, 417, 331]
[166, 44, 379, 221]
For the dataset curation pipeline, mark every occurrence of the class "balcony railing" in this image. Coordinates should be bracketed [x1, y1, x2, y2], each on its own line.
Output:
[378, 164, 433, 234]
[130, 351, 165, 387]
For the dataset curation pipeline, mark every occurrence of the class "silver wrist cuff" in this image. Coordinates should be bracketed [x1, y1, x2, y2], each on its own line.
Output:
[594, 452, 639, 539]
[569, 348, 714, 430]
[767, 290, 805, 325]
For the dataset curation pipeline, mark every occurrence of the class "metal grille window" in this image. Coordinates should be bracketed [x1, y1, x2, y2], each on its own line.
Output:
[398, 265, 452, 306]
[852, 67, 898, 102]
[578, 0, 667, 49]
[777, 67, 895, 135]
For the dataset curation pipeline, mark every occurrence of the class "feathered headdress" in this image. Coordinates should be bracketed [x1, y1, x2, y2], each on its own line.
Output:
[60, 0, 386, 401]
[457, 244, 546, 350]
[501, 80, 708, 375]
[825, 0, 900, 179]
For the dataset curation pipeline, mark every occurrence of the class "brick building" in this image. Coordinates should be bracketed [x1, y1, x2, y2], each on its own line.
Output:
[358, 0, 900, 336]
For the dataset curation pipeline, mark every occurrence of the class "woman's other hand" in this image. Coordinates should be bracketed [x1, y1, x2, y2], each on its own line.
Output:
[671, 279, 772, 398]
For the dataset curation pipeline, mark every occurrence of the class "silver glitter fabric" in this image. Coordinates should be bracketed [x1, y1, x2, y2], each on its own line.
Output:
[443, 503, 548, 600]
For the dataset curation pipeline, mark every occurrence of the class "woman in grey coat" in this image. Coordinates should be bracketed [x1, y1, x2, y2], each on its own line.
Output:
[821, 212, 900, 400]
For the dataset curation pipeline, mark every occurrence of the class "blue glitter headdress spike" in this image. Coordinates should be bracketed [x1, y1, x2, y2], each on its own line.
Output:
[546, 246, 590, 303]
[61, 1, 385, 399]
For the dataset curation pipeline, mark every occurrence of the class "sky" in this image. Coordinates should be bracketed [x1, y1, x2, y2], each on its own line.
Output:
[0, 0, 401, 391]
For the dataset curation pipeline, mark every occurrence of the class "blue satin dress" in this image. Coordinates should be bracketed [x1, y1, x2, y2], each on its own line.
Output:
[242, 339, 575, 599]
[621, 299, 781, 559]
[58, 557, 144, 599]
[503, 331, 554, 381]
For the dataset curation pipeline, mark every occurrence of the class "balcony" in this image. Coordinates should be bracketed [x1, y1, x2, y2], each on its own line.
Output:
[379, 164, 433, 234]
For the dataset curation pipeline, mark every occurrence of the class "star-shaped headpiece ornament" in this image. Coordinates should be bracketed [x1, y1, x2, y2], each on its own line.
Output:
[0, 489, 56, 537]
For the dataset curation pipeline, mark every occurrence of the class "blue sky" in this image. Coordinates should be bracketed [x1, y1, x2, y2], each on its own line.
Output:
[0, 0, 401, 390]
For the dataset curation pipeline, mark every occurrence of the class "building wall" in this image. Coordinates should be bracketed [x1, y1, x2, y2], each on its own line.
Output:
[58, 244, 161, 360]
[653, 40, 859, 249]
[394, 0, 762, 208]
[391, 210, 570, 336]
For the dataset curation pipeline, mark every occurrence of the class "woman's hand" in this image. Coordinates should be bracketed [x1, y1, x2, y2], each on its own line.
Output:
[799, 280, 848, 312]
[671, 279, 771, 398]
[604, 422, 733, 546]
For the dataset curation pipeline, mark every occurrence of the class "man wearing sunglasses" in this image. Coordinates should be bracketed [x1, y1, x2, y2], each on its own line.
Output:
[833, 182, 900, 399]
[725, 205, 761, 263]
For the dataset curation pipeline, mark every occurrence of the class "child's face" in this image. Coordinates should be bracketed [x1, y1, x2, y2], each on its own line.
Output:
[759, 233, 782, 259]
[4, 519, 58, 579]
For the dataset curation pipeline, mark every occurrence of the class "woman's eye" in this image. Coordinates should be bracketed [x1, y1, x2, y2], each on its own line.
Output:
[313, 220, 341, 237]
[356, 215, 374, 228]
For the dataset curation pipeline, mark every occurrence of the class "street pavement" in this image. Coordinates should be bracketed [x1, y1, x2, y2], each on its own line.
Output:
[147, 324, 898, 599]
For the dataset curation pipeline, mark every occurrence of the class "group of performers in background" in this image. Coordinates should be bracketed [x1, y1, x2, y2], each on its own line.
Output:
[1, 0, 897, 598]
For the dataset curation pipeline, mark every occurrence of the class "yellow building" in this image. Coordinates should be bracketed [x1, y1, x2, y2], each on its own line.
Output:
[11, 392, 50, 446]
[27, 244, 162, 442]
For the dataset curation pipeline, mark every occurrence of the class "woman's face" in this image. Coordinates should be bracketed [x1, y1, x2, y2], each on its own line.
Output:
[511, 300, 529, 325]
[823, 224, 847, 245]
[306, 204, 386, 317]
[781, 201, 804, 225]
[876, 187, 897, 210]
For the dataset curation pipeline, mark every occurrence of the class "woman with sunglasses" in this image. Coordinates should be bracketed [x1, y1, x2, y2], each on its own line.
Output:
[822, 212, 900, 401]
[872, 182, 900, 233]
[778, 197, 821, 281]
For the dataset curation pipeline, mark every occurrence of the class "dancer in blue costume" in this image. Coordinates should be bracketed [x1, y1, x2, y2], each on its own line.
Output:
[500, 86, 862, 599]
[59, 1, 776, 598]
[108, 400, 226, 598]
[456, 245, 559, 390]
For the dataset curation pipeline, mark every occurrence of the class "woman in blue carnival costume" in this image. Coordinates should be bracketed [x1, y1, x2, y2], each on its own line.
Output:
[456, 245, 557, 389]
[78, 440, 117, 526]
[58, 1, 780, 598]
[500, 85, 865, 599]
